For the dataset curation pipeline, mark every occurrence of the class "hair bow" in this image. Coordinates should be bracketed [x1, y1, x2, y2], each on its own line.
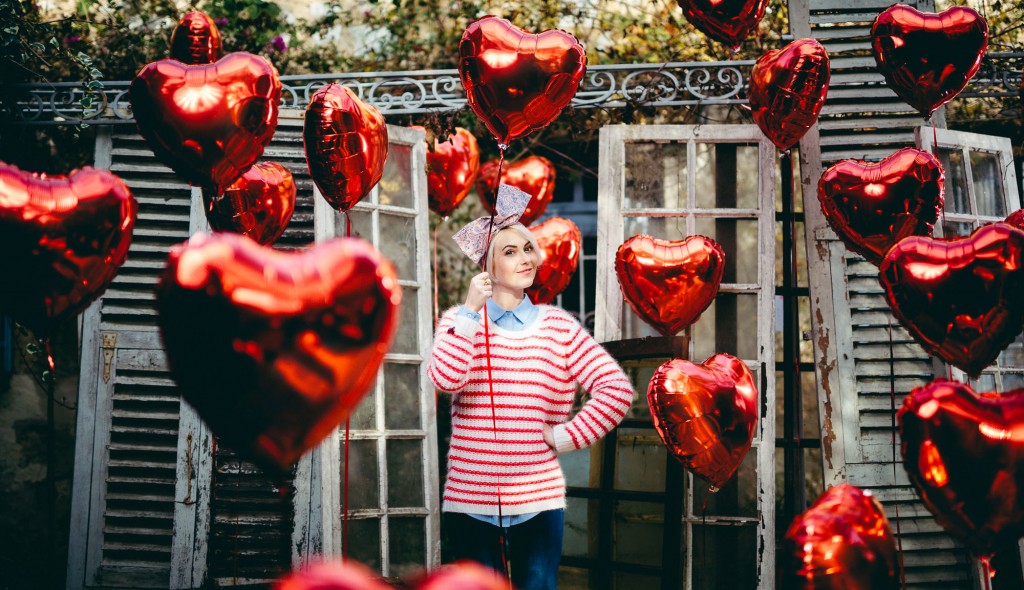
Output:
[452, 184, 531, 265]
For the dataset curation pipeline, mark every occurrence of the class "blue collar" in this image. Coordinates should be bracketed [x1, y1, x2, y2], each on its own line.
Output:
[486, 296, 538, 330]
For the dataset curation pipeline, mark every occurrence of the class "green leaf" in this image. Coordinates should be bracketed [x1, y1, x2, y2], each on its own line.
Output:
[3, 25, 17, 35]
[29, 42, 44, 52]
[87, 80, 103, 89]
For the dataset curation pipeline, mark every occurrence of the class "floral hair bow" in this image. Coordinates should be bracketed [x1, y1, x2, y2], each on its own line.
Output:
[452, 184, 531, 265]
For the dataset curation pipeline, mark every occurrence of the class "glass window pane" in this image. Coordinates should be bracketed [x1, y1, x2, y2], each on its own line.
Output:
[695, 143, 759, 210]
[388, 517, 425, 578]
[384, 363, 421, 430]
[998, 333, 1024, 368]
[804, 447, 824, 503]
[623, 215, 687, 241]
[614, 427, 666, 492]
[350, 377, 377, 431]
[624, 141, 687, 209]
[1002, 372, 1024, 391]
[774, 370, 784, 438]
[347, 439, 380, 510]
[612, 500, 663, 566]
[802, 370, 820, 439]
[347, 517, 381, 571]
[942, 219, 975, 238]
[798, 296, 813, 363]
[561, 444, 596, 488]
[626, 364, 656, 421]
[691, 523, 757, 589]
[347, 207, 373, 239]
[970, 373, 996, 391]
[939, 148, 969, 215]
[379, 143, 413, 209]
[563, 496, 598, 559]
[692, 447, 758, 518]
[387, 439, 424, 507]
[379, 213, 416, 280]
[691, 293, 760, 362]
[795, 220, 808, 288]
[391, 288, 418, 355]
[694, 217, 759, 284]
[970, 150, 1006, 218]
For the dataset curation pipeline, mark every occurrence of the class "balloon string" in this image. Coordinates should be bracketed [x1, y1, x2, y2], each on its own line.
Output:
[42, 337, 56, 586]
[345, 211, 351, 238]
[343, 417, 350, 559]
[887, 320, 908, 590]
[483, 304, 510, 580]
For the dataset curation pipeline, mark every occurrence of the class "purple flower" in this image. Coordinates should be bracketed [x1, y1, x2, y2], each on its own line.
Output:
[271, 35, 287, 52]
[63, 35, 81, 46]
[214, 17, 229, 26]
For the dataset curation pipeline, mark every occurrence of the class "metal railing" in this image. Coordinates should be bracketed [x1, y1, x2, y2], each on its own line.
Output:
[1, 52, 1019, 126]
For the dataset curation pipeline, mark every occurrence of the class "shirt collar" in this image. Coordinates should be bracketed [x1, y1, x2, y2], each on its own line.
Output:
[486, 295, 535, 324]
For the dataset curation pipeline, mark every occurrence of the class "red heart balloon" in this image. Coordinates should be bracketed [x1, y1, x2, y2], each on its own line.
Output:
[818, 148, 944, 266]
[156, 232, 401, 471]
[169, 11, 222, 65]
[1004, 209, 1024, 230]
[871, 5, 988, 116]
[782, 484, 899, 589]
[898, 379, 1024, 558]
[475, 155, 556, 226]
[202, 161, 296, 246]
[0, 163, 137, 334]
[647, 353, 758, 490]
[273, 560, 392, 590]
[748, 38, 830, 150]
[676, 0, 770, 49]
[459, 16, 586, 146]
[615, 234, 725, 336]
[878, 223, 1024, 377]
[304, 84, 389, 213]
[525, 217, 581, 305]
[130, 52, 281, 195]
[416, 126, 480, 217]
[416, 562, 513, 590]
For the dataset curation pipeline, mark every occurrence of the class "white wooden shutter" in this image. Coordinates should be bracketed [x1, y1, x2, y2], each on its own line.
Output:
[69, 116, 438, 589]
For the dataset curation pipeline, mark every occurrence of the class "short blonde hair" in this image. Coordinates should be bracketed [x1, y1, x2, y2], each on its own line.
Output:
[484, 224, 542, 273]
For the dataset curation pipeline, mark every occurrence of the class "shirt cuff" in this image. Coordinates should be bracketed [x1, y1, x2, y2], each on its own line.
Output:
[552, 424, 576, 454]
[453, 307, 481, 338]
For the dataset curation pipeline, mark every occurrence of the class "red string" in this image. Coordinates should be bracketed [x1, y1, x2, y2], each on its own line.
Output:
[345, 211, 352, 238]
[343, 417, 350, 559]
[887, 320, 908, 590]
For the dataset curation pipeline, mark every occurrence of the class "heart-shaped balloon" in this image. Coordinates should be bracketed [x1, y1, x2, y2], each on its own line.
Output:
[130, 52, 281, 195]
[202, 161, 296, 246]
[0, 163, 137, 334]
[781, 484, 899, 589]
[748, 38, 830, 150]
[647, 353, 758, 489]
[676, 0, 770, 49]
[475, 155, 556, 226]
[304, 83, 389, 212]
[898, 379, 1024, 558]
[871, 5, 988, 116]
[459, 16, 586, 145]
[156, 232, 401, 471]
[525, 217, 581, 305]
[615, 234, 725, 336]
[818, 147, 944, 265]
[416, 126, 480, 217]
[273, 560, 391, 590]
[169, 11, 222, 65]
[879, 223, 1024, 377]
[416, 562, 513, 590]
[1004, 209, 1024, 230]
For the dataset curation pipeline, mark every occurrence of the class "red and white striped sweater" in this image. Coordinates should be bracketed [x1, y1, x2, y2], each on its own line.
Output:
[429, 305, 635, 516]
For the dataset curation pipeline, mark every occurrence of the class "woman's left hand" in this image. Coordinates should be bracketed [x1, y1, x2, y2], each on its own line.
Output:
[542, 424, 555, 450]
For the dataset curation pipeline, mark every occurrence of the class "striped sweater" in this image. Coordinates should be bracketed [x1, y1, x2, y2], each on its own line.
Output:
[429, 305, 635, 516]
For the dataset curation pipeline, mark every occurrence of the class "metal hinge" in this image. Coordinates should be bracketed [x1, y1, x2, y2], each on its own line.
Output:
[101, 332, 117, 383]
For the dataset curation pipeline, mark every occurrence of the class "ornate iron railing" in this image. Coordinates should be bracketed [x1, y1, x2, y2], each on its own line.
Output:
[1, 52, 1020, 126]
[0, 60, 754, 126]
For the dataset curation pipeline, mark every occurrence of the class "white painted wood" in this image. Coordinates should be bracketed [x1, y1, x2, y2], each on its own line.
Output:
[169, 187, 213, 589]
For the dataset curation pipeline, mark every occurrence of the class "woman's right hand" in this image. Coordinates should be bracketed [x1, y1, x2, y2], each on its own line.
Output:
[464, 272, 492, 312]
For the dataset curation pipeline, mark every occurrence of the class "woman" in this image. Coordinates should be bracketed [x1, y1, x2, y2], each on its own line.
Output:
[429, 185, 635, 590]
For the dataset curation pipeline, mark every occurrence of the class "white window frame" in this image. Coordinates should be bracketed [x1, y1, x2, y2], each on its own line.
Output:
[596, 124, 777, 589]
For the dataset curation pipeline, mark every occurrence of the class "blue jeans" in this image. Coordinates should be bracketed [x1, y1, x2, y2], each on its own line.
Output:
[446, 509, 564, 590]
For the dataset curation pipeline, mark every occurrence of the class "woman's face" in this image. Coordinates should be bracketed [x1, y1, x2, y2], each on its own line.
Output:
[489, 228, 540, 291]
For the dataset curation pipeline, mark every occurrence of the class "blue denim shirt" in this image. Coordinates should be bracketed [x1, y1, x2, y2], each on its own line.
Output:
[456, 296, 541, 527]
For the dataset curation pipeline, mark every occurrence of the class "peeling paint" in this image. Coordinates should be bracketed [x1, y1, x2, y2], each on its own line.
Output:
[814, 307, 838, 471]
